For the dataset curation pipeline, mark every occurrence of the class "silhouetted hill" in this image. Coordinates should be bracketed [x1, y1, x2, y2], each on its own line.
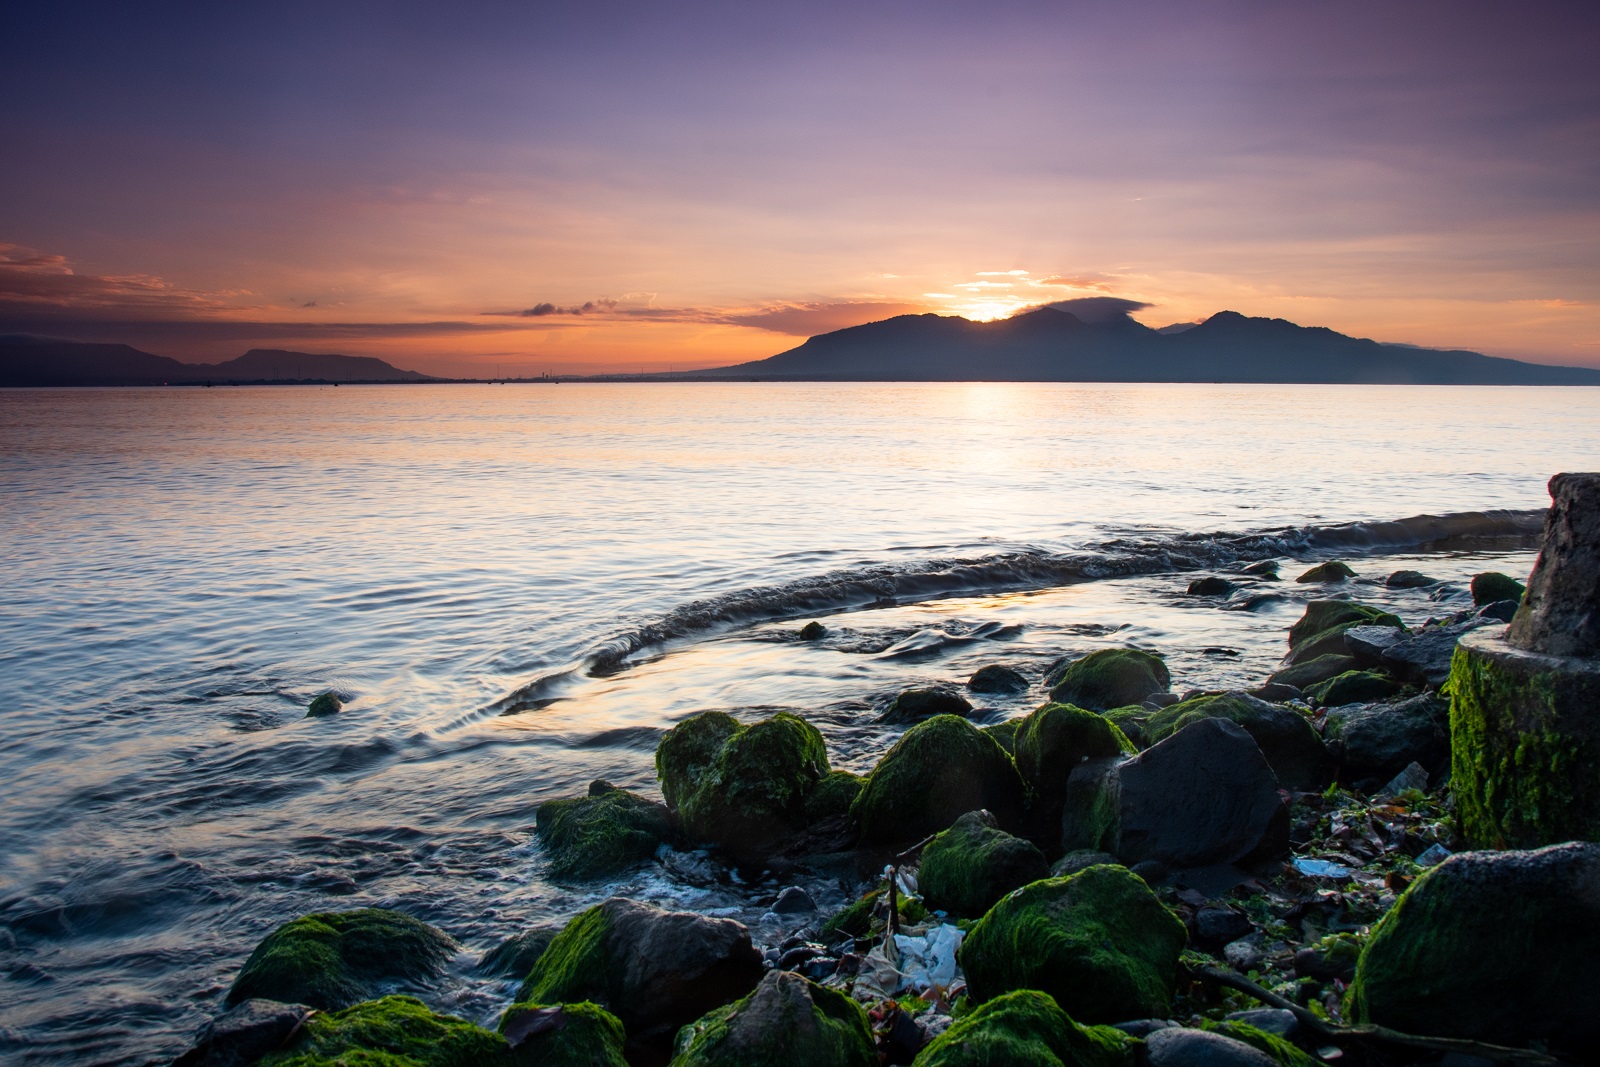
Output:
[0, 337, 434, 385]
[695, 308, 1600, 384]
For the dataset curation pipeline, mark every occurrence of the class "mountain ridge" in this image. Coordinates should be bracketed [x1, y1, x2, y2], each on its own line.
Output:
[0, 336, 433, 385]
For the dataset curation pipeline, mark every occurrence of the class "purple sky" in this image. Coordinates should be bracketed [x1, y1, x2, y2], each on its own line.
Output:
[2, 0, 1597, 373]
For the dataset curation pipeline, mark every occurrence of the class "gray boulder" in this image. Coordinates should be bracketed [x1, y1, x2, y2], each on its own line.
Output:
[1145, 1027, 1278, 1067]
[172, 1000, 312, 1067]
[1324, 694, 1448, 789]
[1379, 619, 1494, 687]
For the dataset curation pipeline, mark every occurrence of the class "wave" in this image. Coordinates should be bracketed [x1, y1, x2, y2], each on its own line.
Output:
[491, 508, 1541, 714]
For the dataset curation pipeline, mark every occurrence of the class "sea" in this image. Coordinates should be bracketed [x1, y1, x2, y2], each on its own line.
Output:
[1, 381, 1597, 1064]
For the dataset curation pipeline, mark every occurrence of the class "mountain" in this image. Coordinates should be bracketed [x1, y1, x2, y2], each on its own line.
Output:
[695, 308, 1600, 384]
[0, 337, 434, 386]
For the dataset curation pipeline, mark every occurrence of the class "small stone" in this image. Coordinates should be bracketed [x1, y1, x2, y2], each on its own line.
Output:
[798, 621, 827, 640]
[1415, 843, 1452, 867]
[1188, 576, 1236, 596]
[1378, 761, 1428, 797]
[1223, 938, 1262, 970]
[1296, 561, 1355, 584]
[1223, 1007, 1298, 1039]
[966, 664, 1030, 694]
[771, 886, 817, 914]
[1470, 571, 1526, 608]
[1386, 570, 1438, 588]
[1244, 682, 1300, 702]
[880, 686, 973, 724]
[306, 691, 342, 717]
[1476, 600, 1518, 622]
[1195, 907, 1253, 945]
[1146, 1027, 1278, 1067]
[1241, 560, 1279, 578]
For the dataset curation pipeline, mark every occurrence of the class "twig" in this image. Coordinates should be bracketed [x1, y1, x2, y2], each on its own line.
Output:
[887, 865, 900, 935]
[894, 834, 937, 865]
[1186, 964, 1563, 1066]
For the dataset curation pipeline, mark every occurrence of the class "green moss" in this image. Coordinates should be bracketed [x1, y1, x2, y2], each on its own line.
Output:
[261, 995, 508, 1067]
[851, 715, 1027, 847]
[1198, 1021, 1316, 1067]
[536, 782, 672, 881]
[1142, 692, 1331, 792]
[669, 971, 875, 1067]
[1284, 602, 1404, 665]
[919, 811, 1050, 919]
[478, 928, 559, 977]
[1013, 703, 1133, 787]
[819, 888, 884, 940]
[1304, 670, 1402, 707]
[1100, 706, 1148, 748]
[982, 718, 1022, 755]
[1470, 571, 1526, 607]
[676, 712, 830, 854]
[1267, 653, 1358, 690]
[910, 989, 1136, 1067]
[306, 691, 343, 717]
[656, 711, 742, 809]
[498, 1002, 628, 1067]
[228, 909, 457, 1011]
[1447, 641, 1600, 848]
[517, 904, 616, 1006]
[805, 770, 864, 822]
[958, 865, 1187, 1024]
[1295, 561, 1355, 583]
[1046, 649, 1170, 711]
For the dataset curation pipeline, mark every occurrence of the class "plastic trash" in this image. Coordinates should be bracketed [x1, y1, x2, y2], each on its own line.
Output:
[892, 923, 964, 992]
[1293, 857, 1352, 879]
[1416, 843, 1452, 867]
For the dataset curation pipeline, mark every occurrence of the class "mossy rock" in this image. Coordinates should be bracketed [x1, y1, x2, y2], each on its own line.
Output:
[1050, 849, 1119, 878]
[669, 711, 831, 856]
[261, 995, 504, 1066]
[657, 711, 743, 809]
[228, 909, 457, 1011]
[819, 887, 884, 941]
[306, 691, 343, 717]
[669, 970, 875, 1067]
[1303, 669, 1402, 707]
[910, 989, 1136, 1067]
[499, 1002, 629, 1067]
[1187, 575, 1235, 596]
[958, 865, 1186, 1023]
[851, 715, 1027, 847]
[1295, 560, 1354, 583]
[537, 781, 672, 881]
[1283, 602, 1404, 666]
[918, 811, 1050, 918]
[968, 664, 1030, 695]
[1046, 649, 1170, 711]
[1013, 702, 1134, 836]
[1199, 1021, 1317, 1067]
[1266, 653, 1357, 689]
[1143, 691, 1331, 791]
[478, 927, 560, 977]
[1099, 706, 1148, 748]
[799, 621, 828, 640]
[1470, 571, 1526, 607]
[881, 686, 973, 724]
[981, 718, 1021, 755]
[805, 770, 864, 822]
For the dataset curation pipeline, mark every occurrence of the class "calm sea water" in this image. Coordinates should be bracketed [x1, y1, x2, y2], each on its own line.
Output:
[1, 381, 1597, 1064]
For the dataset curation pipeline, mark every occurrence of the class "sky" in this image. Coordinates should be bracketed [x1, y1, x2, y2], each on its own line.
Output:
[2, 0, 1597, 376]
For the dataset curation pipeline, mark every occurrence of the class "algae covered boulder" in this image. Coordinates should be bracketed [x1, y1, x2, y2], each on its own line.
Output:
[805, 770, 864, 822]
[518, 897, 764, 1054]
[259, 995, 510, 1067]
[1304, 670, 1401, 708]
[1282, 601, 1404, 667]
[536, 780, 672, 881]
[656, 711, 742, 809]
[306, 691, 343, 718]
[500, 1002, 629, 1067]
[1142, 691, 1330, 792]
[881, 686, 973, 724]
[910, 990, 1135, 1067]
[1294, 560, 1354, 583]
[1046, 649, 1170, 710]
[1266, 653, 1357, 690]
[479, 927, 561, 977]
[967, 664, 1030, 695]
[851, 715, 1026, 847]
[227, 908, 457, 1011]
[1347, 842, 1600, 1053]
[1470, 570, 1526, 607]
[175, 999, 313, 1067]
[918, 811, 1050, 918]
[981, 718, 1022, 754]
[959, 864, 1186, 1024]
[670, 970, 875, 1067]
[1013, 702, 1135, 834]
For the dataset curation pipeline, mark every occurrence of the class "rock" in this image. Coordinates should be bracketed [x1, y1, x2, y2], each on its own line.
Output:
[881, 686, 974, 724]
[1112, 1019, 1177, 1037]
[1102, 706, 1149, 747]
[805, 770, 864, 822]
[1142, 692, 1331, 791]
[800, 621, 828, 640]
[1244, 683, 1301, 703]
[1449, 629, 1600, 848]
[1013, 702, 1135, 834]
[1380, 620, 1491, 687]
[1385, 569, 1437, 588]
[536, 780, 673, 881]
[669, 970, 875, 1067]
[819, 887, 884, 941]
[772, 886, 817, 914]
[226, 908, 457, 1010]
[1265, 653, 1357, 690]
[662, 711, 831, 857]
[1146, 1028, 1278, 1067]
[1282, 601, 1404, 666]
[1348, 842, 1600, 1053]
[1377, 760, 1429, 797]
[918, 811, 1050, 918]
[1194, 907, 1252, 946]
[500, 1001, 629, 1064]
[1222, 1008, 1299, 1040]
[1343, 624, 1405, 665]
[1051, 850, 1119, 878]
[958, 865, 1187, 1024]
[1223, 939, 1262, 971]
[1046, 648, 1171, 710]
[306, 691, 342, 717]
[1063, 719, 1287, 868]
[852, 715, 1027, 847]
[1129, 859, 1168, 885]
[910, 990, 1135, 1067]
[1188, 576, 1236, 596]
[172, 999, 312, 1067]
[967, 664, 1030, 694]
[1304, 669, 1402, 707]
[477, 926, 560, 977]
[1325, 694, 1449, 789]
[1477, 599, 1519, 622]
[981, 718, 1021, 754]
[1241, 560, 1279, 578]
[1294, 561, 1354, 584]
[518, 897, 765, 1054]
[657, 711, 743, 809]
[1470, 571, 1526, 608]
[1508, 473, 1600, 656]
[260, 995, 529, 1066]
[1293, 939, 1356, 982]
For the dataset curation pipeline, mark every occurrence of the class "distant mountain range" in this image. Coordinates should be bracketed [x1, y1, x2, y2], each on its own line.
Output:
[0, 336, 433, 386]
[696, 308, 1600, 384]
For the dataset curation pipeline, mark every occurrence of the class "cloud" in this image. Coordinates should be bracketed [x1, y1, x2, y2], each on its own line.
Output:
[719, 301, 929, 335]
[976, 269, 1030, 276]
[1038, 296, 1153, 323]
[1032, 274, 1119, 292]
[501, 298, 622, 317]
[0, 242, 255, 320]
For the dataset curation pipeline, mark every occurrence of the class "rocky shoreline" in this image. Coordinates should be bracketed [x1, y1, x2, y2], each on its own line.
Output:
[174, 477, 1599, 1067]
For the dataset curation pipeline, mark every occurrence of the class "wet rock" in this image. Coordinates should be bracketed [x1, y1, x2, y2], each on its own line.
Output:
[772, 886, 817, 914]
[305, 691, 342, 717]
[1379, 620, 1491, 687]
[172, 999, 311, 1067]
[1194, 907, 1252, 946]
[1063, 719, 1287, 868]
[1241, 560, 1279, 578]
[1051, 849, 1119, 878]
[477, 926, 560, 977]
[967, 664, 1030, 695]
[1378, 760, 1429, 797]
[1046, 648, 1171, 710]
[500, 1001, 629, 1064]
[1304, 669, 1402, 707]
[881, 686, 973, 724]
[1283, 601, 1405, 666]
[1324, 693, 1448, 789]
[852, 715, 1027, 847]
[1223, 939, 1262, 971]
[1470, 570, 1526, 608]
[1476, 599, 1519, 622]
[670, 969, 875, 1067]
[656, 711, 743, 809]
[1102, 706, 1149, 747]
[1385, 569, 1437, 589]
[800, 621, 828, 640]
[1143, 691, 1331, 791]
[1293, 941, 1355, 983]
[911, 989, 1134, 1067]
[226, 908, 457, 1011]
[805, 770, 865, 822]
[1294, 561, 1354, 584]
[1507, 473, 1600, 655]
[1343, 624, 1405, 666]
[260, 995, 533, 1066]
[1223, 1008, 1299, 1040]
[1129, 859, 1169, 885]
[959, 864, 1187, 1024]
[1265, 653, 1357, 690]
[1350, 842, 1600, 1053]
[1188, 576, 1236, 596]
[518, 897, 765, 1055]
[1013, 701, 1135, 834]
[819, 888, 884, 941]
[1146, 1027, 1278, 1067]
[536, 780, 673, 881]
[918, 810, 1050, 918]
